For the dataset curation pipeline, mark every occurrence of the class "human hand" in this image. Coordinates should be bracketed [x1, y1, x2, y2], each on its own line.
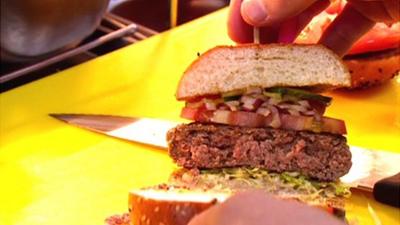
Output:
[227, 0, 400, 56]
[188, 191, 345, 225]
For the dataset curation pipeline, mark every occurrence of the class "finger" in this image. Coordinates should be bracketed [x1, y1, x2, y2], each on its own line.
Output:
[259, 26, 280, 44]
[325, 0, 345, 14]
[227, 0, 254, 43]
[240, 0, 319, 27]
[319, 3, 375, 57]
[227, 0, 280, 44]
[383, 0, 400, 21]
[347, 0, 400, 23]
[278, 0, 330, 43]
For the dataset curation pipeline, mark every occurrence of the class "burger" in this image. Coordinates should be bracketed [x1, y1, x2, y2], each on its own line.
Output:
[108, 44, 353, 225]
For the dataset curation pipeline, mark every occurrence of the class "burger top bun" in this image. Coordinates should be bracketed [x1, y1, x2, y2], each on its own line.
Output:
[176, 44, 351, 100]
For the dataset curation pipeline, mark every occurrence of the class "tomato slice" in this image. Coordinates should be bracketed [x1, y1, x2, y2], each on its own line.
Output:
[349, 23, 400, 55]
[184, 94, 221, 103]
[281, 114, 347, 134]
[296, 1, 400, 55]
[180, 107, 213, 121]
[321, 117, 347, 134]
[180, 107, 347, 134]
[181, 107, 199, 120]
[228, 111, 268, 127]
[280, 114, 314, 131]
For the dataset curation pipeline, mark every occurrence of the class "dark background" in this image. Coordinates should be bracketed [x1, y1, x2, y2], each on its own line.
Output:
[111, 0, 229, 31]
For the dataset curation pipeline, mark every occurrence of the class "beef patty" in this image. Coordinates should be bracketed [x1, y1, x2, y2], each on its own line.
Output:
[167, 123, 352, 181]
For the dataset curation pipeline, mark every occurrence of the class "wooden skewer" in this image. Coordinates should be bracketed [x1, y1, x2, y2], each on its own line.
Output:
[253, 27, 260, 44]
[170, 0, 178, 28]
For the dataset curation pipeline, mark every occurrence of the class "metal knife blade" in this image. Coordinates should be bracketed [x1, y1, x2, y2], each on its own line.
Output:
[49, 113, 175, 148]
[50, 113, 400, 192]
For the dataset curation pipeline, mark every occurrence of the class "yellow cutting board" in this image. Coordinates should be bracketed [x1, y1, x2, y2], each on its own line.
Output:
[0, 8, 399, 225]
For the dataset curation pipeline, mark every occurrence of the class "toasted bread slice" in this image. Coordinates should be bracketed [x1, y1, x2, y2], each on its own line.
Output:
[128, 184, 346, 225]
[129, 185, 227, 225]
[176, 44, 350, 100]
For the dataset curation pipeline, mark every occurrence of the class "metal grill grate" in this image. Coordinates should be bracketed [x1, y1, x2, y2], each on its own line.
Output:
[0, 13, 158, 92]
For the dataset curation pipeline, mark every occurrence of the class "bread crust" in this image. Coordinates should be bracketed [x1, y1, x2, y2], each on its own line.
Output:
[176, 44, 350, 100]
[129, 189, 219, 225]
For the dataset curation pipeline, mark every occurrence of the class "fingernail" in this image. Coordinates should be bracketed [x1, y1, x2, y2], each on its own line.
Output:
[241, 0, 268, 25]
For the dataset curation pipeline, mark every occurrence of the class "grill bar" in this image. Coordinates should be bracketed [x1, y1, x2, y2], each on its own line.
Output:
[1, 13, 158, 91]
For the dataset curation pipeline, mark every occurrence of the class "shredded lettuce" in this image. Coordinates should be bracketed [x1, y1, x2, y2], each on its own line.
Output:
[170, 167, 351, 207]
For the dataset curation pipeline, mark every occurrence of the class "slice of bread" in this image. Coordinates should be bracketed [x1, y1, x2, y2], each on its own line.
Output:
[176, 44, 350, 100]
[129, 185, 228, 225]
[128, 184, 345, 225]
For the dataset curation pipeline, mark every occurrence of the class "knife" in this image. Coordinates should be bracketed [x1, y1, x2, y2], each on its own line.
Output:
[50, 113, 400, 207]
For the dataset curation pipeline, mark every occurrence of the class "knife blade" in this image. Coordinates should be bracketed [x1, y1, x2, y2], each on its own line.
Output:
[50, 113, 400, 206]
[49, 114, 176, 148]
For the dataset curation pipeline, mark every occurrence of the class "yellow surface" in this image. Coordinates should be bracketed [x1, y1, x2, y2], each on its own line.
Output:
[1, 9, 399, 225]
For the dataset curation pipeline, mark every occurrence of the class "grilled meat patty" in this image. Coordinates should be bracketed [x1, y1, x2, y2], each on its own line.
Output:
[167, 123, 351, 181]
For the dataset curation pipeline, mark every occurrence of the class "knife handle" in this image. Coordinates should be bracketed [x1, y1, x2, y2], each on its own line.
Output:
[373, 172, 400, 208]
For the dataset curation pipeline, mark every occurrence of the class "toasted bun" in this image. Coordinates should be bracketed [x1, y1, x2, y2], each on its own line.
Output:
[128, 185, 345, 225]
[176, 44, 350, 100]
[344, 48, 399, 89]
[129, 186, 227, 225]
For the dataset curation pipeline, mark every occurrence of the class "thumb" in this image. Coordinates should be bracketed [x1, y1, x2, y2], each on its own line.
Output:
[241, 0, 319, 27]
